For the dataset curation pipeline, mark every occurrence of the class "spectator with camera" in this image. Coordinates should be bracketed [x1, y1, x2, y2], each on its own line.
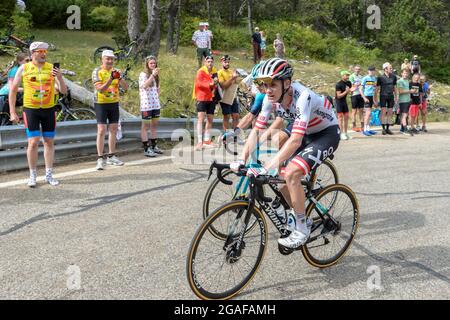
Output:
[92, 50, 128, 170]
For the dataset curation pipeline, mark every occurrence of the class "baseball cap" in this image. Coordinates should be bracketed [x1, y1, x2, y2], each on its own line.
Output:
[29, 41, 49, 52]
[340, 70, 351, 76]
[368, 66, 376, 71]
[255, 27, 259, 31]
[102, 50, 116, 58]
[220, 55, 230, 62]
[199, 22, 205, 26]
[382, 62, 391, 70]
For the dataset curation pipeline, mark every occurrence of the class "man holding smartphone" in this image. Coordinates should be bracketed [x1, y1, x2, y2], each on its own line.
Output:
[9, 41, 67, 187]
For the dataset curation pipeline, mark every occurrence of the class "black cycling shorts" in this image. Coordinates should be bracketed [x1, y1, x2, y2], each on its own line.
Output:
[336, 102, 349, 114]
[220, 99, 239, 115]
[95, 102, 120, 124]
[23, 107, 57, 139]
[196, 101, 216, 115]
[380, 95, 395, 109]
[364, 96, 375, 108]
[284, 125, 340, 176]
[142, 109, 161, 120]
[399, 102, 410, 114]
[351, 95, 365, 109]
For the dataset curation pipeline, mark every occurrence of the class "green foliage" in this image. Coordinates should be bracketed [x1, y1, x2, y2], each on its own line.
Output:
[87, 6, 116, 31]
[0, 0, 15, 29]
[11, 9, 33, 38]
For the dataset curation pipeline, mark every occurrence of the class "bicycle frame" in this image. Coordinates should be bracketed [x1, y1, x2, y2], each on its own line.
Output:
[220, 168, 336, 254]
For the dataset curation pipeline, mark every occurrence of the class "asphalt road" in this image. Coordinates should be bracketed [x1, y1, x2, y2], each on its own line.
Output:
[0, 122, 449, 300]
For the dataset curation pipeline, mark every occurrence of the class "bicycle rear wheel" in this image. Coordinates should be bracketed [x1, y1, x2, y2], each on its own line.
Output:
[64, 108, 97, 121]
[312, 159, 339, 193]
[187, 201, 267, 300]
[301, 184, 359, 268]
[93, 46, 114, 63]
[83, 78, 95, 92]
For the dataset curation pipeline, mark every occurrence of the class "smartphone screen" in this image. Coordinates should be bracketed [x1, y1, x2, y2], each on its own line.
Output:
[53, 62, 60, 69]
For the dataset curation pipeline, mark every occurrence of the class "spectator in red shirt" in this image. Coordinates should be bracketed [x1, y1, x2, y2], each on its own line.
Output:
[193, 55, 219, 150]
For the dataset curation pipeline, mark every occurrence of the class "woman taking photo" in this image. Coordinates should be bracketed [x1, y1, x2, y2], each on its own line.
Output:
[139, 55, 163, 157]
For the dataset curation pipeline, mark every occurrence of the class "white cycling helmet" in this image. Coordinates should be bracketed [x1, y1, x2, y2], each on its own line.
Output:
[256, 58, 293, 103]
[257, 58, 293, 81]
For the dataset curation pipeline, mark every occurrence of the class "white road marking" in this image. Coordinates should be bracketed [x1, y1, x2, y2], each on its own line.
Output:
[0, 156, 174, 189]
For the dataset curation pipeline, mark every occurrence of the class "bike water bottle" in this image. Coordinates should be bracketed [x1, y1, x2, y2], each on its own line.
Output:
[271, 196, 287, 224]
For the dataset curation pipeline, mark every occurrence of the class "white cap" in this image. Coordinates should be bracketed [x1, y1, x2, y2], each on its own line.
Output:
[102, 50, 116, 58]
[204, 22, 209, 26]
[382, 62, 391, 70]
[29, 41, 49, 52]
[199, 22, 205, 26]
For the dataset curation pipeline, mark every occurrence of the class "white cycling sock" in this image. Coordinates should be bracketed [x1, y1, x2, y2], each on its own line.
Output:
[295, 213, 309, 235]
[30, 169, 37, 178]
[45, 168, 53, 178]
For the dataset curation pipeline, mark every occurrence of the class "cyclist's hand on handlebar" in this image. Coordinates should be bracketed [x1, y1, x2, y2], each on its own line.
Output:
[247, 167, 267, 177]
[230, 160, 245, 173]
[247, 167, 278, 177]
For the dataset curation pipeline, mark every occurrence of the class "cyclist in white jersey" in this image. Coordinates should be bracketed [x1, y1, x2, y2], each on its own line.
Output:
[231, 58, 340, 249]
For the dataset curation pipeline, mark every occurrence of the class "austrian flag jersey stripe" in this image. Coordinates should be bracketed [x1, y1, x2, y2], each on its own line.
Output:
[291, 156, 311, 175]
[255, 115, 268, 129]
[291, 119, 306, 135]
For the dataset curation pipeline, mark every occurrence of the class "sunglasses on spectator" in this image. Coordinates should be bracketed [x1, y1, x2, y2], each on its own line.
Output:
[33, 49, 48, 54]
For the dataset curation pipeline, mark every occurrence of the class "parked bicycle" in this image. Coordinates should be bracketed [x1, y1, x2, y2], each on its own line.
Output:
[0, 29, 56, 56]
[187, 161, 359, 300]
[83, 63, 138, 95]
[92, 37, 138, 64]
[55, 89, 96, 122]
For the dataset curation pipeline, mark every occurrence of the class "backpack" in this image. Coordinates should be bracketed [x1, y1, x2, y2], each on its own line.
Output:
[370, 109, 382, 126]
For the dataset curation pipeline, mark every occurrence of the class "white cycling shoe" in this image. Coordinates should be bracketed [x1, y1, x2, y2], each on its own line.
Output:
[278, 228, 311, 249]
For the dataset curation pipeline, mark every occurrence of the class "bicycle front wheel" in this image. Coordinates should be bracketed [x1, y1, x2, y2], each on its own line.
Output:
[302, 184, 359, 268]
[187, 201, 268, 300]
[64, 108, 97, 121]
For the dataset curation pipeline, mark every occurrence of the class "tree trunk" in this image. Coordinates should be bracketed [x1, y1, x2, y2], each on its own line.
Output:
[128, 0, 161, 59]
[206, 0, 211, 22]
[166, 0, 179, 53]
[247, 0, 253, 35]
[127, 0, 140, 42]
[173, 0, 182, 54]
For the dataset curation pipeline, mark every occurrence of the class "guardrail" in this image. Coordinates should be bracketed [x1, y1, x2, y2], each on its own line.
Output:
[0, 118, 223, 172]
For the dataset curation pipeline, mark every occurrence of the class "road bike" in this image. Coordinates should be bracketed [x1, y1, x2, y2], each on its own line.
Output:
[0, 29, 56, 56]
[187, 161, 359, 300]
[204, 141, 339, 226]
[55, 89, 96, 121]
[92, 37, 138, 64]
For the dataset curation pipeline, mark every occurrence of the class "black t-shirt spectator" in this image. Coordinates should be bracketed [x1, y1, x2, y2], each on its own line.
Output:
[252, 32, 261, 44]
[411, 59, 421, 73]
[335, 80, 352, 107]
[409, 82, 423, 105]
[377, 73, 397, 97]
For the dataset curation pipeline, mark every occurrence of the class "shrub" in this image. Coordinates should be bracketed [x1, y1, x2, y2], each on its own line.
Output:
[87, 6, 116, 31]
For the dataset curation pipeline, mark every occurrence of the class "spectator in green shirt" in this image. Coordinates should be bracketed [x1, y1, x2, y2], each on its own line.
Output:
[397, 69, 414, 135]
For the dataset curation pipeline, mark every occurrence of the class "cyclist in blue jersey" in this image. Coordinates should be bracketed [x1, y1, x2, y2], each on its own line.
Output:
[359, 66, 378, 136]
